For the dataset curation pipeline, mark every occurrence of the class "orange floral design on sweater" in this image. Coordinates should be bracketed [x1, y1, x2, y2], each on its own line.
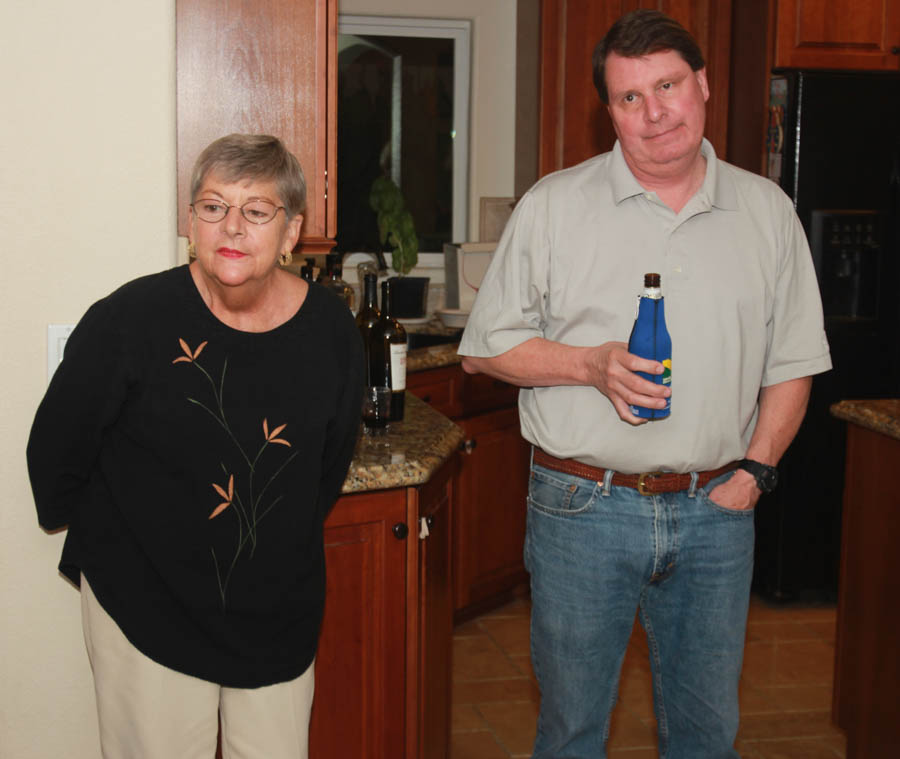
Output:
[172, 339, 297, 608]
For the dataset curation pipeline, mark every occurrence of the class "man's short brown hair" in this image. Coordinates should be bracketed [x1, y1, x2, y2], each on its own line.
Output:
[592, 10, 705, 104]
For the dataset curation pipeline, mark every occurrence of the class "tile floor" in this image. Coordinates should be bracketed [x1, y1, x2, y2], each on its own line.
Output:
[451, 594, 846, 758]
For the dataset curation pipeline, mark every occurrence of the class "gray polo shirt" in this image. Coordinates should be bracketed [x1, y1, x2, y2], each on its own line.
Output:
[459, 140, 832, 473]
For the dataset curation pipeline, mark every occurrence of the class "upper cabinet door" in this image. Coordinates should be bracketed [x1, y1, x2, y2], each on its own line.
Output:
[539, 0, 732, 177]
[177, 0, 336, 253]
[775, 0, 900, 70]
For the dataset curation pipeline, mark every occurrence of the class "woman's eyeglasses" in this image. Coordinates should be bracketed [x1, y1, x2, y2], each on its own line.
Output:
[191, 199, 286, 225]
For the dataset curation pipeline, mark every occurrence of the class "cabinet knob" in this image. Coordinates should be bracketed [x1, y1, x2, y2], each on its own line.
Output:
[892, 46, 900, 55]
[392, 522, 409, 540]
[459, 438, 478, 454]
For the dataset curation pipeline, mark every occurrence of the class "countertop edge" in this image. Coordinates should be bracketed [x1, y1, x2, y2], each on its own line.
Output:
[407, 342, 462, 373]
[829, 399, 900, 442]
[341, 393, 464, 494]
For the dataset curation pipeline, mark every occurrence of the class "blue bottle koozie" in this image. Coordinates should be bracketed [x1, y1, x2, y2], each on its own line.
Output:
[627, 273, 671, 420]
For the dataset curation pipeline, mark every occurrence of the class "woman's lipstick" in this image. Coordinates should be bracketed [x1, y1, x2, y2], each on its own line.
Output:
[216, 247, 245, 258]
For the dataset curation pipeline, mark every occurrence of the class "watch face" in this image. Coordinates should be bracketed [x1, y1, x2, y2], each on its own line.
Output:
[760, 468, 778, 492]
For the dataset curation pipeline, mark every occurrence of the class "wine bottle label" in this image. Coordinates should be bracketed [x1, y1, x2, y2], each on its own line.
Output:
[389, 343, 407, 390]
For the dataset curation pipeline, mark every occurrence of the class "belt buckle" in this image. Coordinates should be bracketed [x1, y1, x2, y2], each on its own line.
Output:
[637, 471, 663, 496]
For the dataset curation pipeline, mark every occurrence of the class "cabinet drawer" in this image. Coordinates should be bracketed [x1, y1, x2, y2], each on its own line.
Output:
[408, 363, 518, 419]
[459, 371, 518, 416]
[408, 380, 455, 418]
[407, 365, 460, 418]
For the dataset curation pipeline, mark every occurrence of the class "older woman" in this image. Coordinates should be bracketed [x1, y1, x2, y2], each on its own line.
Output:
[27, 134, 364, 758]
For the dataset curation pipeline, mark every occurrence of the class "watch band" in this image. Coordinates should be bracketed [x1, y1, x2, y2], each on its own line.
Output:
[737, 458, 778, 494]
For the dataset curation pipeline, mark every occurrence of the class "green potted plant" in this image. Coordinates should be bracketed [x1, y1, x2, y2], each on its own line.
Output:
[369, 175, 428, 318]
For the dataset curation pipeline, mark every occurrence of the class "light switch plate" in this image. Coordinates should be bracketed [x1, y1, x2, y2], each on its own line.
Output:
[47, 324, 75, 383]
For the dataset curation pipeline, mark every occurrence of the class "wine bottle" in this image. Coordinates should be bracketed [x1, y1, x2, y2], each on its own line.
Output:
[300, 257, 316, 281]
[315, 253, 332, 284]
[329, 255, 355, 311]
[627, 272, 672, 420]
[356, 273, 381, 385]
[317, 252, 354, 310]
[369, 279, 408, 421]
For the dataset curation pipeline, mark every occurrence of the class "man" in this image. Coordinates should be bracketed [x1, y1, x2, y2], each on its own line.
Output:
[458, 10, 831, 759]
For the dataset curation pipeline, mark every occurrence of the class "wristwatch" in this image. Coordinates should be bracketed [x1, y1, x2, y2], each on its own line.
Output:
[737, 459, 779, 494]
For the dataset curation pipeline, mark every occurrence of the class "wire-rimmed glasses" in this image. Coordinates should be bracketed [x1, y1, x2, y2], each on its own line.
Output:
[191, 198, 286, 225]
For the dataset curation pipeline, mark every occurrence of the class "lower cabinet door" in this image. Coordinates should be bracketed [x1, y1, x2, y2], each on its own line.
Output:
[312, 489, 409, 758]
[413, 460, 457, 759]
[455, 407, 530, 614]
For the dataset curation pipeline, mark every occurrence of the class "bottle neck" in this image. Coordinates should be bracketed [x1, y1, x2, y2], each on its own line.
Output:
[363, 277, 379, 307]
[636, 293, 665, 321]
[642, 286, 662, 299]
[381, 282, 395, 319]
[324, 252, 341, 277]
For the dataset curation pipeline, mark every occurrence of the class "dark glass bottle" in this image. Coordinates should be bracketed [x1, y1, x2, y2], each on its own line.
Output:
[627, 272, 672, 420]
[315, 253, 333, 284]
[329, 257, 355, 311]
[369, 279, 408, 421]
[300, 257, 316, 281]
[356, 273, 381, 385]
[317, 252, 354, 309]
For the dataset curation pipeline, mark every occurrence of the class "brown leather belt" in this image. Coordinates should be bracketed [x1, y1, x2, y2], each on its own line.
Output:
[533, 449, 738, 496]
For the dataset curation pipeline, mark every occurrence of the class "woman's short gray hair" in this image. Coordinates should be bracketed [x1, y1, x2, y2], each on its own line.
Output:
[190, 134, 307, 217]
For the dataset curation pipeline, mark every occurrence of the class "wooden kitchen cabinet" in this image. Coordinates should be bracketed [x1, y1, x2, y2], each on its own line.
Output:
[538, 0, 733, 177]
[176, 0, 336, 253]
[405, 365, 462, 420]
[458, 371, 520, 418]
[310, 456, 457, 759]
[312, 488, 407, 758]
[830, 403, 900, 758]
[408, 365, 530, 619]
[455, 407, 531, 616]
[774, 0, 900, 71]
[728, 0, 900, 177]
[409, 462, 456, 759]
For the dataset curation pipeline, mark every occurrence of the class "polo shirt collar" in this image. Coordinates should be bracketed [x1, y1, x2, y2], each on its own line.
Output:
[610, 138, 739, 211]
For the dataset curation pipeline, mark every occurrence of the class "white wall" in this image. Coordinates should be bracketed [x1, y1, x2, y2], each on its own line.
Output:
[340, 0, 517, 241]
[0, 1, 513, 755]
[0, 2, 176, 756]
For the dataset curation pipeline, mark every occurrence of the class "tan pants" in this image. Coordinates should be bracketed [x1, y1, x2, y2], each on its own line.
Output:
[81, 576, 314, 759]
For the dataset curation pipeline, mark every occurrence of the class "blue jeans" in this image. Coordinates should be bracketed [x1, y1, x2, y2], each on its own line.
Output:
[525, 461, 754, 759]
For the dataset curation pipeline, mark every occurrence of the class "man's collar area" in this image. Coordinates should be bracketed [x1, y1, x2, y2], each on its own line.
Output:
[611, 139, 739, 211]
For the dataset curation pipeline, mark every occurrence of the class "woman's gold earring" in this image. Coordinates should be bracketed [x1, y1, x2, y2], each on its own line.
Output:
[187, 241, 196, 259]
[280, 250, 293, 266]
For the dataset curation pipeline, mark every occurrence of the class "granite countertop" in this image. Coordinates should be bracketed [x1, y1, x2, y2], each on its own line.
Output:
[404, 317, 463, 372]
[830, 399, 900, 442]
[408, 342, 462, 372]
[341, 392, 464, 493]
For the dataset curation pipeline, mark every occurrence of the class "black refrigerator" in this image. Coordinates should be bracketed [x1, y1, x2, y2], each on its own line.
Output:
[753, 70, 900, 603]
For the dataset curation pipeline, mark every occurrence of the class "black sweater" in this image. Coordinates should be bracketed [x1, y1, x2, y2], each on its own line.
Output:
[27, 266, 364, 687]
